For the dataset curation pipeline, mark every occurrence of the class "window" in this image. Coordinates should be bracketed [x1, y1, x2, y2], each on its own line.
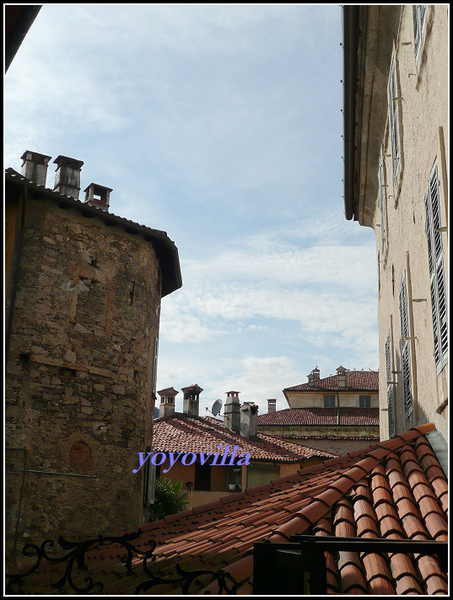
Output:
[425, 161, 448, 372]
[399, 272, 413, 418]
[413, 5, 427, 61]
[385, 330, 396, 438]
[324, 395, 336, 408]
[359, 396, 371, 408]
[379, 151, 388, 255]
[388, 56, 401, 188]
[195, 462, 211, 491]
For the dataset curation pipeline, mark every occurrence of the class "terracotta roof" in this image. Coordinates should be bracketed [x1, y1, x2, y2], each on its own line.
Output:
[8, 423, 448, 595]
[152, 413, 337, 462]
[5, 168, 182, 297]
[284, 369, 379, 393]
[257, 407, 379, 426]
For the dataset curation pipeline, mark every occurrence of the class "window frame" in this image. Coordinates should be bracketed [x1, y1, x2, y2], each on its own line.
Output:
[413, 5, 427, 62]
[323, 395, 336, 409]
[399, 272, 413, 419]
[385, 329, 396, 438]
[425, 160, 448, 374]
[359, 395, 371, 408]
[387, 51, 403, 199]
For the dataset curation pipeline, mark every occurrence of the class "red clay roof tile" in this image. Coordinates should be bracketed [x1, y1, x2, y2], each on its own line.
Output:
[10, 424, 447, 596]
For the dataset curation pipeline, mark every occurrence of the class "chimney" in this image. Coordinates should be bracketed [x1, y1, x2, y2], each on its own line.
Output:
[307, 366, 320, 385]
[84, 183, 112, 212]
[267, 399, 277, 413]
[181, 384, 203, 418]
[336, 366, 347, 388]
[157, 387, 178, 418]
[20, 151, 52, 186]
[240, 402, 258, 440]
[224, 391, 241, 433]
[53, 155, 84, 199]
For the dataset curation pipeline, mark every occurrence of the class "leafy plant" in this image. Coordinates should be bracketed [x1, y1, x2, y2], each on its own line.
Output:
[148, 477, 189, 522]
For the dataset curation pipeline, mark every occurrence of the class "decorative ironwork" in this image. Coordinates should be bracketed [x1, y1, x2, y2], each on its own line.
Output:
[5, 529, 240, 595]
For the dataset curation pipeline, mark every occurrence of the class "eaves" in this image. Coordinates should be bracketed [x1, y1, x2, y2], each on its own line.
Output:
[5, 168, 182, 297]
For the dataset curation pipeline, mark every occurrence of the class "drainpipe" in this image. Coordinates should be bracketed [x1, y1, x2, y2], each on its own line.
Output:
[7, 447, 27, 555]
[342, 5, 360, 221]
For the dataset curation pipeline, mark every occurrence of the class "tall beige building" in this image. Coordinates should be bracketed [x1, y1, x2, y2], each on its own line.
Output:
[342, 6, 448, 440]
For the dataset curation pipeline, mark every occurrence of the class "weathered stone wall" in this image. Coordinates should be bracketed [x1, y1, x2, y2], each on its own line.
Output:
[5, 195, 161, 553]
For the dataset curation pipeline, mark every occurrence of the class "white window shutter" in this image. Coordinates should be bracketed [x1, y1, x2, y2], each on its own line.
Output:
[385, 330, 395, 437]
[425, 162, 448, 371]
[399, 273, 413, 418]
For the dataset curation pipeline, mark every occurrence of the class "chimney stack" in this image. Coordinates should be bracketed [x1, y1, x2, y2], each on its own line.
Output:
[240, 402, 258, 440]
[21, 151, 52, 186]
[336, 366, 347, 388]
[267, 399, 277, 413]
[84, 183, 112, 212]
[182, 384, 203, 418]
[224, 391, 241, 433]
[157, 387, 178, 418]
[53, 155, 84, 199]
[307, 366, 321, 385]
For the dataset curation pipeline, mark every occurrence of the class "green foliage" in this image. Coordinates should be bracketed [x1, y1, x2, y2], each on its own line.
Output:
[148, 477, 189, 522]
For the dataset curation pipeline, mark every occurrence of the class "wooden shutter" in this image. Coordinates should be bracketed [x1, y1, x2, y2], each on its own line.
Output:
[388, 58, 400, 186]
[425, 161, 448, 371]
[385, 330, 395, 437]
[379, 153, 387, 255]
[413, 5, 427, 60]
[399, 272, 413, 418]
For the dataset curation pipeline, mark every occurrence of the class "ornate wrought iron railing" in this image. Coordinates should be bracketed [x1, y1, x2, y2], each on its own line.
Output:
[5, 529, 240, 595]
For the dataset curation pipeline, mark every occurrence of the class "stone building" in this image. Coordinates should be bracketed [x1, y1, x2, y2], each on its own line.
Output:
[257, 366, 380, 454]
[5, 152, 182, 555]
[342, 6, 448, 440]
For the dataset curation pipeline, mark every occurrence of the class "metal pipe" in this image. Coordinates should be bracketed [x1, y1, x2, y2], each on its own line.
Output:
[11, 469, 99, 478]
[6, 447, 28, 555]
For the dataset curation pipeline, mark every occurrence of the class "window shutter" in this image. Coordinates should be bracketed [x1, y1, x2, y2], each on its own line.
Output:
[379, 154, 387, 255]
[399, 272, 413, 418]
[425, 162, 448, 371]
[388, 59, 400, 186]
[413, 5, 427, 59]
[143, 445, 156, 506]
[385, 330, 395, 437]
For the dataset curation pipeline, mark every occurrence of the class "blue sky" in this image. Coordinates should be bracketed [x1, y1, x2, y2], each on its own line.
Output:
[4, 4, 379, 416]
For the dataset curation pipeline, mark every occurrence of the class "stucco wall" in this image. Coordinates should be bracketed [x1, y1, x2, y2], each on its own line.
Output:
[371, 6, 448, 440]
[286, 390, 379, 408]
[5, 195, 161, 552]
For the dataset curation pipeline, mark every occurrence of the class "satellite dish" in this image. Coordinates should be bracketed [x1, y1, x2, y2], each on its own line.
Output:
[211, 399, 223, 416]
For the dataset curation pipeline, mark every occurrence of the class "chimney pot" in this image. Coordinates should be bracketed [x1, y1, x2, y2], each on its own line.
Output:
[240, 402, 258, 440]
[21, 151, 52, 186]
[224, 391, 241, 433]
[84, 183, 113, 212]
[267, 399, 277, 413]
[157, 387, 179, 418]
[53, 155, 84, 199]
[181, 384, 203, 418]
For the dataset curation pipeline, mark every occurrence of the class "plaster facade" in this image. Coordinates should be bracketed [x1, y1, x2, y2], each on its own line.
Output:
[343, 6, 448, 441]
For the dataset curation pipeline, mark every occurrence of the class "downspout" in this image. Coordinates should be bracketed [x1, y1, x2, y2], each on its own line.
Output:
[342, 5, 360, 221]
[8, 447, 28, 555]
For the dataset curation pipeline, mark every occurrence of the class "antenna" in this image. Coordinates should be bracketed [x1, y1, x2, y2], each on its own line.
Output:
[206, 399, 223, 417]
